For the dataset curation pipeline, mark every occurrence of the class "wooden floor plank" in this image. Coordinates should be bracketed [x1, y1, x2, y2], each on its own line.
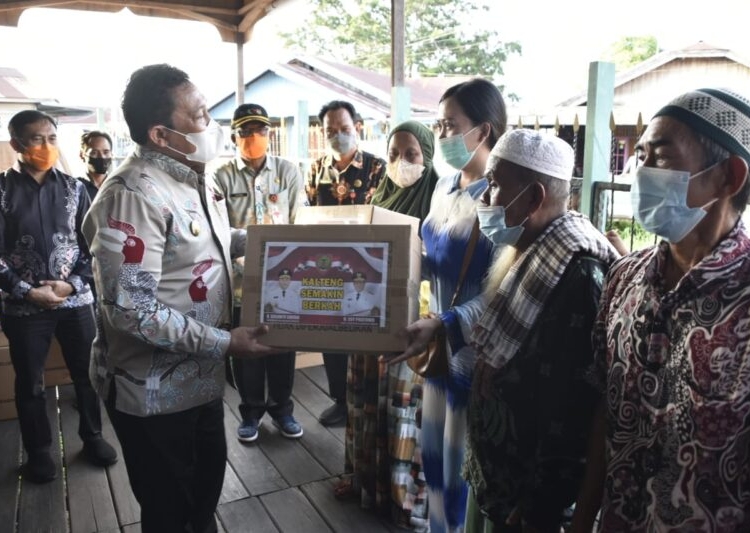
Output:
[219, 461, 250, 504]
[222, 403, 288, 496]
[288, 374, 346, 475]
[301, 479, 401, 533]
[260, 487, 332, 533]
[218, 497, 279, 533]
[16, 388, 67, 533]
[293, 368, 346, 443]
[99, 404, 140, 528]
[299, 365, 331, 393]
[2, 366, 394, 533]
[0, 419, 21, 531]
[57, 385, 119, 533]
[222, 380, 243, 421]
[257, 426, 330, 487]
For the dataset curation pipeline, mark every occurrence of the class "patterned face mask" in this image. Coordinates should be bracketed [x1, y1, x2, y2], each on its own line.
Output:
[328, 132, 357, 157]
[386, 159, 424, 188]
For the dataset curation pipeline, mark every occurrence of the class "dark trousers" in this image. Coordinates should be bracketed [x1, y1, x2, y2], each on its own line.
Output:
[322, 352, 348, 403]
[106, 392, 226, 533]
[2, 306, 101, 454]
[230, 306, 295, 421]
[232, 352, 296, 421]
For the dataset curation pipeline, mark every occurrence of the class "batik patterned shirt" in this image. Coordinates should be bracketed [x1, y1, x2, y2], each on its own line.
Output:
[0, 163, 94, 315]
[594, 220, 750, 532]
[307, 149, 385, 205]
[83, 147, 242, 417]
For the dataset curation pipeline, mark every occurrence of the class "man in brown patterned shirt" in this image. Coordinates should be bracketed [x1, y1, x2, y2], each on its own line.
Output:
[307, 100, 385, 206]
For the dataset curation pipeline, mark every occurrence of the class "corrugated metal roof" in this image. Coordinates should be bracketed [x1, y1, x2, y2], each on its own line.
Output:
[0, 67, 36, 99]
[558, 41, 750, 107]
[210, 56, 474, 122]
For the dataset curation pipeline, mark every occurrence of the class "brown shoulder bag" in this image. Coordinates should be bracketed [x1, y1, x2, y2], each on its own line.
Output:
[407, 219, 480, 378]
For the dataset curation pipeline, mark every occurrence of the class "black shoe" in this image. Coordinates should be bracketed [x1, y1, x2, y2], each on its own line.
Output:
[319, 401, 347, 426]
[22, 451, 57, 483]
[82, 437, 118, 467]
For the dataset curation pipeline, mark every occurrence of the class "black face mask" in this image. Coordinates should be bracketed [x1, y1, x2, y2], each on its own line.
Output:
[87, 156, 112, 175]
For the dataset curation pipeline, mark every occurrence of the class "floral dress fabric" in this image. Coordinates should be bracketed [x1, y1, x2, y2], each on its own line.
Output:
[346, 355, 428, 529]
[419, 173, 494, 533]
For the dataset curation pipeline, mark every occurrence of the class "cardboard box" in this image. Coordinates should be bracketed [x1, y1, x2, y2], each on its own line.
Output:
[0, 400, 17, 421]
[44, 338, 71, 385]
[0, 361, 13, 401]
[241, 205, 421, 353]
[0, 337, 71, 419]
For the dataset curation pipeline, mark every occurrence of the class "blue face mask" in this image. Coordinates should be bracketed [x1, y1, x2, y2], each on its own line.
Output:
[476, 184, 530, 246]
[631, 163, 720, 243]
[438, 126, 479, 170]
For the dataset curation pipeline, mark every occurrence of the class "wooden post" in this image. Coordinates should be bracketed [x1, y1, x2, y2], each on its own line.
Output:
[581, 61, 615, 225]
[390, 0, 410, 127]
[235, 32, 245, 107]
[297, 99, 310, 175]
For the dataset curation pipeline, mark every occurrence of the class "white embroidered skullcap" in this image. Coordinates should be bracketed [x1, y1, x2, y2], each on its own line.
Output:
[489, 129, 574, 181]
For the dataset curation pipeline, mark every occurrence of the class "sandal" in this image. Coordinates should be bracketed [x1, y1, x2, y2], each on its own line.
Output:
[333, 476, 357, 500]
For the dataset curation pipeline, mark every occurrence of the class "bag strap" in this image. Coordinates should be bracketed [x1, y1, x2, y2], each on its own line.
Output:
[449, 217, 480, 308]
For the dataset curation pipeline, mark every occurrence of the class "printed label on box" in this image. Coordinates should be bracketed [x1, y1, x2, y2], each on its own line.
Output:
[261, 242, 389, 328]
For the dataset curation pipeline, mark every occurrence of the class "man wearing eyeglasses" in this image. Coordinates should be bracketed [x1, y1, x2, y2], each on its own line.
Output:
[211, 103, 308, 443]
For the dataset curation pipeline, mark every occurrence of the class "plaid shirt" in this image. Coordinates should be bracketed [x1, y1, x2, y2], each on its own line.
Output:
[472, 211, 619, 370]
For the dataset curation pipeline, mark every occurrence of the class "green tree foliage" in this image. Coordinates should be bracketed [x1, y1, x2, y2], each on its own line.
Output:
[607, 219, 658, 252]
[281, 0, 521, 80]
[604, 36, 659, 70]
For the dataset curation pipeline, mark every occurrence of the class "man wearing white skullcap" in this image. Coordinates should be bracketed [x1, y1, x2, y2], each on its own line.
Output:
[462, 128, 620, 532]
[575, 88, 750, 532]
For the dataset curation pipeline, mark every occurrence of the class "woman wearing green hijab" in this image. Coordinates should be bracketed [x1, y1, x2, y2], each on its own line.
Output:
[337, 120, 438, 529]
[371, 120, 441, 225]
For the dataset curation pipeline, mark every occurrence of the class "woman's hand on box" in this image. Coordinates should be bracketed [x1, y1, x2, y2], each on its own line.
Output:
[382, 316, 443, 365]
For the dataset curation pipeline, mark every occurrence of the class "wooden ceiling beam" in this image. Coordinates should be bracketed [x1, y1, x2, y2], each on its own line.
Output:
[0, 1, 280, 44]
[0, 1, 238, 18]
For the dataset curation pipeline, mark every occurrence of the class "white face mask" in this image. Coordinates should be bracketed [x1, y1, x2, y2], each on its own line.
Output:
[328, 132, 357, 158]
[386, 159, 425, 188]
[164, 120, 224, 164]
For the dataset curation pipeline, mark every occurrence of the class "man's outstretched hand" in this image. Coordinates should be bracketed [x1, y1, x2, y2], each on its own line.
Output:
[227, 326, 278, 358]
